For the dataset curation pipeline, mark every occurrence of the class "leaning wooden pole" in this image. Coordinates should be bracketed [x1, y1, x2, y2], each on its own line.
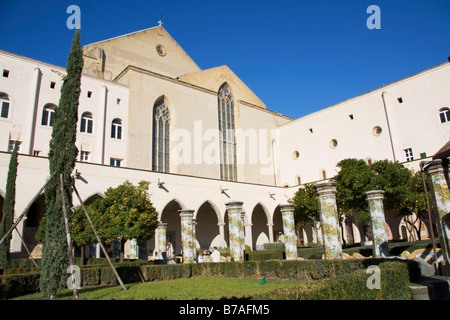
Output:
[14, 226, 38, 267]
[0, 172, 55, 247]
[59, 174, 79, 299]
[73, 183, 126, 291]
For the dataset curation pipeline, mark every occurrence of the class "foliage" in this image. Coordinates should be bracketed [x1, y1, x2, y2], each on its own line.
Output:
[370, 159, 414, 211]
[254, 261, 412, 300]
[88, 180, 159, 260]
[289, 183, 319, 227]
[263, 242, 285, 251]
[40, 30, 83, 299]
[0, 141, 19, 268]
[331, 158, 419, 223]
[70, 205, 96, 247]
[397, 171, 430, 240]
[246, 250, 285, 261]
[289, 183, 322, 243]
[332, 158, 373, 220]
[7, 258, 418, 300]
[0, 272, 41, 299]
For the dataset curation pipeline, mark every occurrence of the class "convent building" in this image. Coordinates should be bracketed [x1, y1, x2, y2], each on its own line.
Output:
[0, 26, 449, 259]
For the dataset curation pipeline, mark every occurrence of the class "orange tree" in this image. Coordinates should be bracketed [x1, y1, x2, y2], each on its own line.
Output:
[88, 180, 159, 262]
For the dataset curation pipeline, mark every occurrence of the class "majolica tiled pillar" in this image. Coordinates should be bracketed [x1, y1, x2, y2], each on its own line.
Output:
[240, 211, 246, 256]
[226, 201, 244, 262]
[280, 204, 298, 260]
[192, 218, 198, 260]
[426, 160, 450, 261]
[365, 190, 389, 257]
[179, 210, 195, 263]
[157, 222, 168, 259]
[315, 182, 342, 259]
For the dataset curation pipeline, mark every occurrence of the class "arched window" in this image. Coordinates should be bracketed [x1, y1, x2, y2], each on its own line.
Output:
[41, 104, 56, 126]
[218, 83, 237, 181]
[0, 94, 10, 119]
[111, 118, 122, 139]
[152, 98, 170, 173]
[80, 112, 93, 133]
[439, 107, 450, 123]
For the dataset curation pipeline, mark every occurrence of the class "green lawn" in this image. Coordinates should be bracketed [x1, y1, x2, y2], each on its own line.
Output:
[13, 277, 306, 300]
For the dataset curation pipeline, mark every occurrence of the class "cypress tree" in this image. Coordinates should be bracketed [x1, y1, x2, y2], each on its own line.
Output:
[40, 30, 83, 299]
[0, 141, 19, 268]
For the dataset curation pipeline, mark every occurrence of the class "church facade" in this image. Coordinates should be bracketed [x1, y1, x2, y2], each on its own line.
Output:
[0, 26, 449, 258]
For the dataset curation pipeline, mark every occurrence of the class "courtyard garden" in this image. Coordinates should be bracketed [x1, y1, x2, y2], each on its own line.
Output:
[1, 240, 428, 300]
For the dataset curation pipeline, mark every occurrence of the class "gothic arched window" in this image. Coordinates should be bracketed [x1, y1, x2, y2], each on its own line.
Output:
[152, 98, 170, 173]
[218, 83, 237, 181]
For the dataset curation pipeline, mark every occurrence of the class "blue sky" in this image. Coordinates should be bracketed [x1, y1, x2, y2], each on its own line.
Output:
[1, 0, 449, 119]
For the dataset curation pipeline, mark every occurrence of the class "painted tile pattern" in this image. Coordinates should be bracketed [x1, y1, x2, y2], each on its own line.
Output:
[180, 210, 195, 263]
[280, 204, 298, 260]
[366, 190, 389, 257]
[315, 182, 342, 259]
[226, 201, 244, 262]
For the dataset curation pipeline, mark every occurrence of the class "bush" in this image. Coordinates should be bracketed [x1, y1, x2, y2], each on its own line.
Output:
[0, 272, 40, 299]
[8, 259, 41, 268]
[254, 261, 412, 300]
[1, 258, 420, 299]
[263, 243, 285, 251]
[247, 250, 285, 261]
[297, 246, 324, 259]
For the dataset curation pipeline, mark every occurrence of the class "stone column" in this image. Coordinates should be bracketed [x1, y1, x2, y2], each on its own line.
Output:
[240, 211, 246, 257]
[157, 222, 168, 259]
[192, 218, 198, 260]
[226, 201, 244, 262]
[365, 190, 389, 257]
[179, 210, 195, 264]
[315, 182, 342, 259]
[217, 222, 227, 248]
[426, 160, 450, 262]
[280, 204, 298, 260]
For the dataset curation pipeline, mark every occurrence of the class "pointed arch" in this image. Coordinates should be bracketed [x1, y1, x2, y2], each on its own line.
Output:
[152, 96, 170, 173]
[83, 193, 105, 205]
[21, 193, 46, 257]
[251, 203, 270, 250]
[272, 205, 284, 243]
[159, 199, 184, 256]
[196, 200, 221, 250]
[218, 83, 237, 181]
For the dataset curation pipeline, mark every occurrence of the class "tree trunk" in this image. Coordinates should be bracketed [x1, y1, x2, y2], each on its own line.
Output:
[80, 246, 84, 265]
[120, 238, 126, 263]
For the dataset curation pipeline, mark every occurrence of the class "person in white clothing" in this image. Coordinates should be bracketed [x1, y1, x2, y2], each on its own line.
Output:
[210, 246, 221, 263]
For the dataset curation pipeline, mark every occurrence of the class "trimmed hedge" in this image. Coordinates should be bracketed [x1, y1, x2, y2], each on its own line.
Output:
[0, 272, 40, 299]
[1, 258, 419, 299]
[246, 250, 285, 261]
[253, 261, 412, 300]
